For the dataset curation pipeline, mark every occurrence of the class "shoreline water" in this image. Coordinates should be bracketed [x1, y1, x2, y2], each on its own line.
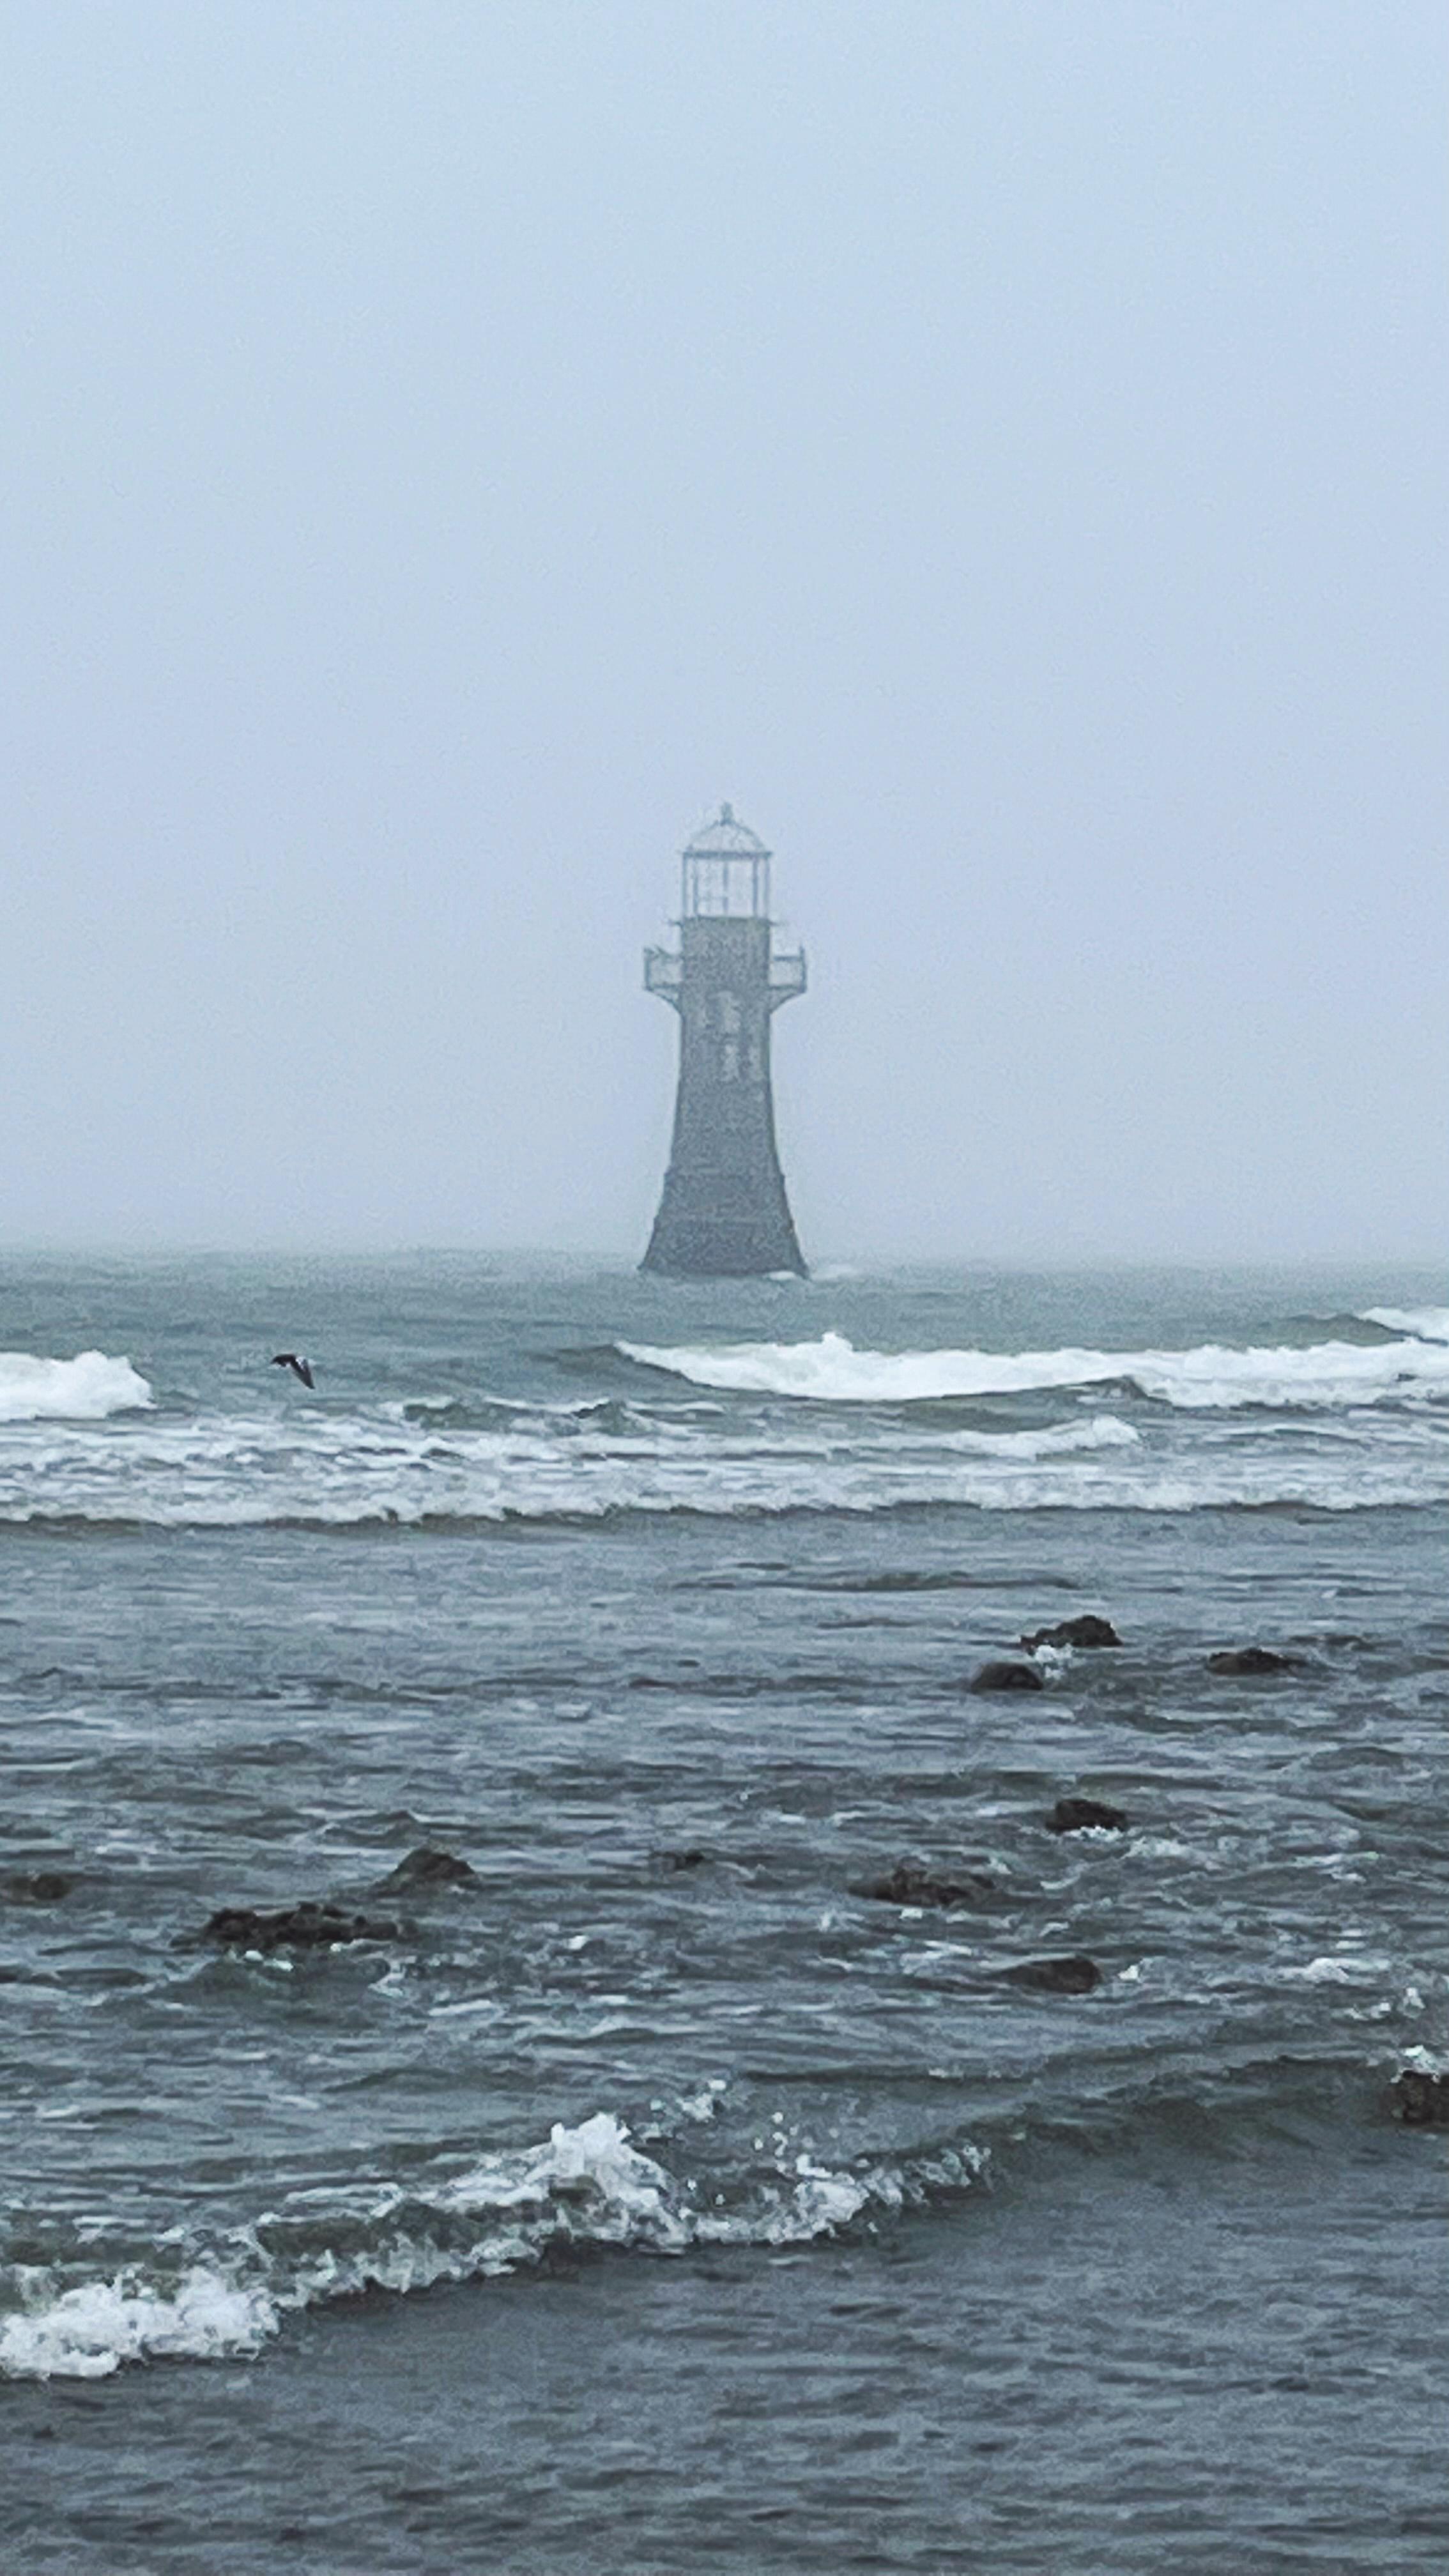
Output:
[7, 2126, 1441, 2575]
[1, 1257, 1445, 2567]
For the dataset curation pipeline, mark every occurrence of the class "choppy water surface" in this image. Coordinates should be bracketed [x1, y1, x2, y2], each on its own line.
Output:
[1, 1257, 1445, 2572]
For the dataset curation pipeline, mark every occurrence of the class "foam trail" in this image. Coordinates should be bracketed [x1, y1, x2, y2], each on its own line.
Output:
[0, 1351, 151, 1422]
[619, 1330, 1449, 1412]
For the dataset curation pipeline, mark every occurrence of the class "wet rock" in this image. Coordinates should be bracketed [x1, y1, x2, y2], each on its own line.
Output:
[1001, 1954, 1102, 1994]
[1390, 2069, 1449, 2126]
[1021, 1615, 1123, 1651]
[1045, 1796, 1130, 1836]
[2, 1871, 75, 1903]
[1206, 1646, 1299, 1675]
[853, 1861, 995, 1910]
[969, 1660, 1045, 1694]
[376, 1846, 479, 1892]
[200, 1901, 403, 1953]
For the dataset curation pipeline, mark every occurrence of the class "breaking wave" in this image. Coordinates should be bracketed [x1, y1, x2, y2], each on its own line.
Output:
[946, 1415, 1138, 1459]
[1361, 1306, 1449, 1345]
[618, 1329, 1449, 1413]
[0, 1351, 151, 1423]
[8, 1308, 1449, 1525]
[0, 2112, 960, 2380]
[0, 1395, 1446, 1521]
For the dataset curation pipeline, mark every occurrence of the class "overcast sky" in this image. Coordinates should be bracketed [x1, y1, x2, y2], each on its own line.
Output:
[2, 1, 1444, 1261]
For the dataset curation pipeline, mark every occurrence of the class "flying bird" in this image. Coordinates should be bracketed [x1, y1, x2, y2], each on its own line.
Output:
[270, 1353, 316, 1390]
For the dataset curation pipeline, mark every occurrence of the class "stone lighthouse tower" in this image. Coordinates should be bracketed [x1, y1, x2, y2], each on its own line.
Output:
[641, 805, 807, 1277]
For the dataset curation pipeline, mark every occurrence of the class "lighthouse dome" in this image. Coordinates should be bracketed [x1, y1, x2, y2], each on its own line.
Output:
[682, 804, 772, 861]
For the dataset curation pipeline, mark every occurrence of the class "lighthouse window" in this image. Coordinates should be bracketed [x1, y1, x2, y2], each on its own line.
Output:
[715, 991, 741, 1034]
[721, 1040, 739, 1080]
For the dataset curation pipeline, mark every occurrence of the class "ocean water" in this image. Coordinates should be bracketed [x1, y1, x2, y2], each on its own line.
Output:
[1, 1254, 1445, 2573]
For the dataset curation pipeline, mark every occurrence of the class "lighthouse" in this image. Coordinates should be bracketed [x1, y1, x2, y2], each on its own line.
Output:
[641, 805, 807, 1277]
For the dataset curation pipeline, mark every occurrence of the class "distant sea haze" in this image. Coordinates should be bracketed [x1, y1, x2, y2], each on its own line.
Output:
[1, 1256, 1444, 2572]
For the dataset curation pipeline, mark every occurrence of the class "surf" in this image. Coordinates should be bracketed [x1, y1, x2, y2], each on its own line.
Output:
[617, 1328, 1449, 1412]
[0, 1351, 151, 1422]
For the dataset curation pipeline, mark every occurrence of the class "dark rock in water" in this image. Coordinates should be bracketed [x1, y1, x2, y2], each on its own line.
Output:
[1046, 1796, 1130, 1836]
[376, 1846, 479, 1892]
[854, 1861, 995, 1910]
[1002, 1954, 1102, 1994]
[2, 1871, 75, 1903]
[200, 1901, 403, 1953]
[1390, 2069, 1449, 2126]
[1021, 1615, 1123, 1651]
[659, 1848, 709, 1873]
[1206, 1646, 1298, 1675]
[969, 1660, 1045, 1694]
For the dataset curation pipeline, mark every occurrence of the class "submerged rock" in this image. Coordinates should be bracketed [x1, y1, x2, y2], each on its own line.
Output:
[1206, 1646, 1298, 1676]
[969, 1660, 1045, 1695]
[854, 1861, 995, 1910]
[376, 1846, 479, 1892]
[200, 1901, 403, 1953]
[1, 1871, 75, 1903]
[1021, 1615, 1123, 1651]
[1046, 1796, 1130, 1836]
[1001, 1954, 1102, 1994]
[657, 1848, 709, 1873]
[1390, 2069, 1449, 2127]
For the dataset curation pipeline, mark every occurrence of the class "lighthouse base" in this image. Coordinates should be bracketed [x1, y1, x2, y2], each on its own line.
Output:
[641, 1169, 805, 1278]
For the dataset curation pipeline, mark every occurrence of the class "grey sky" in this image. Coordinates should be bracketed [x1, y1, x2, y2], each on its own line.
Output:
[2, 1, 1444, 1261]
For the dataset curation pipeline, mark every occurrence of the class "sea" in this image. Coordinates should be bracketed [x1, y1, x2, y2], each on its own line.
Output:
[1, 1253, 1445, 2574]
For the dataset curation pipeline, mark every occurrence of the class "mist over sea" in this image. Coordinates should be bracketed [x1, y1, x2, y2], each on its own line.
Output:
[1, 1254, 1445, 2572]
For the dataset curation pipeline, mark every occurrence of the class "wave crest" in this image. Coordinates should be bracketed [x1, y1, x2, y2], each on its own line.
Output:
[0, 2266, 273, 2381]
[0, 1351, 151, 1423]
[0, 2112, 930, 2380]
[1361, 1306, 1449, 1345]
[618, 1329, 1449, 1413]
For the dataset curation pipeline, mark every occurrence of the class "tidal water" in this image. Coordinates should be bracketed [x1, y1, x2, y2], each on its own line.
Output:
[1, 1255, 1445, 2572]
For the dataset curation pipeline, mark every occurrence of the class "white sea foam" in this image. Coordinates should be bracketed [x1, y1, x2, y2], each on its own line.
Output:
[0, 1351, 151, 1423]
[7, 1329, 1449, 1524]
[943, 1415, 1139, 1459]
[438, 2111, 690, 2243]
[0, 2265, 275, 2380]
[0, 1395, 1446, 1522]
[619, 1328, 1449, 1412]
[1030, 1641, 1073, 1679]
[1361, 1306, 1449, 1344]
[0, 2112, 919, 2380]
